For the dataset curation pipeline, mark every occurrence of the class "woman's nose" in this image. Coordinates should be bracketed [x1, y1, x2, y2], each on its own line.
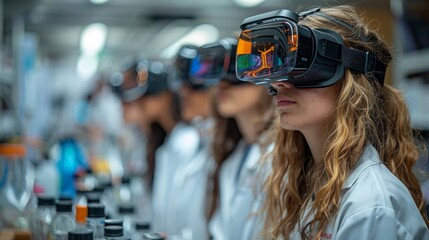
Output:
[270, 81, 294, 90]
[217, 79, 230, 89]
[179, 86, 189, 97]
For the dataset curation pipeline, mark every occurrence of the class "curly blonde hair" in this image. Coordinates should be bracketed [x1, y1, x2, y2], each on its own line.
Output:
[263, 5, 429, 239]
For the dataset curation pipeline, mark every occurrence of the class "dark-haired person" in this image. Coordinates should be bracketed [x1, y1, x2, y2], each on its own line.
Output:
[192, 38, 275, 240]
[154, 45, 214, 239]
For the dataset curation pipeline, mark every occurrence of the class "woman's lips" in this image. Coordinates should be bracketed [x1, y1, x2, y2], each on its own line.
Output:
[275, 96, 296, 107]
[217, 91, 229, 102]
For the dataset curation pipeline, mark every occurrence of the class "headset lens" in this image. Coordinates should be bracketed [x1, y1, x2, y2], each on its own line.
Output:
[236, 22, 299, 81]
[190, 45, 229, 85]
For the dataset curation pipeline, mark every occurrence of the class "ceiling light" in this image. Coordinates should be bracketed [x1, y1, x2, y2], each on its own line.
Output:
[234, 0, 265, 8]
[161, 24, 219, 58]
[79, 23, 108, 55]
[76, 54, 99, 80]
[90, 0, 110, 4]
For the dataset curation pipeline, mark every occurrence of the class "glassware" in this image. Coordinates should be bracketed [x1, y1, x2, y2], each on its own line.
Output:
[29, 195, 56, 240]
[0, 143, 36, 229]
[49, 200, 76, 240]
[87, 203, 105, 239]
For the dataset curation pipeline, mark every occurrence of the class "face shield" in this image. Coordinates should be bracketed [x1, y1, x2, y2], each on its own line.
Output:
[189, 38, 247, 86]
[236, 9, 387, 89]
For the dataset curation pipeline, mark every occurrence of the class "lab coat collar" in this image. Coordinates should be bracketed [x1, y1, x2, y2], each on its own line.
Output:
[343, 144, 381, 190]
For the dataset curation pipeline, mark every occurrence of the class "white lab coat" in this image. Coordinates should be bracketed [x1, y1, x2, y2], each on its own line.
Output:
[163, 117, 214, 240]
[151, 122, 201, 236]
[290, 144, 429, 240]
[209, 141, 269, 240]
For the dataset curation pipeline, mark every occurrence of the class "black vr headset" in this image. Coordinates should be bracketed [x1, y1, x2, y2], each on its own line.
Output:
[109, 59, 169, 103]
[235, 8, 387, 91]
[189, 38, 247, 86]
[169, 44, 211, 91]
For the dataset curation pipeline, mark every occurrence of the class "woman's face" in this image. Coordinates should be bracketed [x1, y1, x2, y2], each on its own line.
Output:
[270, 81, 341, 132]
[122, 100, 145, 125]
[179, 86, 211, 122]
[215, 80, 266, 118]
[140, 92, 170, 123]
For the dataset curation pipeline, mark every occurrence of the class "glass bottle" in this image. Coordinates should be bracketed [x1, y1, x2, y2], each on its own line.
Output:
[49, 200, 76, 240]
[0, 143, 37, 229]
[76, 205, 88, 229]
[29, 195, 56, 240]
[117, 205, 136, 239]
[87, 203, 105, 239]
[133, 222, 151, 240]
[116, 176, 132, 205]
[100, 180, 115, 219]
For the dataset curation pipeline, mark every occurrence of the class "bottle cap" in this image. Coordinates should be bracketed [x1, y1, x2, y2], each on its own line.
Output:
[118, 205, 135, 214]
[121, 176, 131, 184]
[59, 195, 72, 201]
[75, 205, 87, 223]
[86, 193, 100, 204]
[104, 226, 124, 237]
[0, 144, 26, 157]
[55, 200, 73, 212]
[76, 189, 90, 196]
[135, 222, 150, 230]
[105, 219, 123, 227]
[68, 229, 93, 240]
[37, 195, 55, 207]
[87, 203, 105, 218]
[100, 180, 113, 189]
[93, 186, 104, 194]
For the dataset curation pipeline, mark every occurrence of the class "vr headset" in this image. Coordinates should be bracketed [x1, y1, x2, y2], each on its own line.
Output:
[109, 59, 169, 102]
[235, 8, 387, 90]
[169, 45, 211, 91]
[189, 38, 247, 86]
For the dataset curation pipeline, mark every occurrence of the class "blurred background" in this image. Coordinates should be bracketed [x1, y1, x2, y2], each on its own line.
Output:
[1, 0, 427, 138]
[0, 0, 428, 237]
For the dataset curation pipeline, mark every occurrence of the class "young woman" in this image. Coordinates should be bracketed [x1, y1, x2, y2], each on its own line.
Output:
[156, 45, 214, 239]
[235, 5, 429, 239]
[196, 38, 274, 240]
[110, 60, 165, 190]
[134, 60, 201, 236]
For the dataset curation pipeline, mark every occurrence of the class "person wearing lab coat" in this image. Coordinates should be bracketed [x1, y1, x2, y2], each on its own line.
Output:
[110, 62, 149, 181]
[198, 38, 275, 240]
[110, 59, 176, 220]
[245, 5, 429, 239]
[145, 58, 202, 237]
[153, 44, 214, 240]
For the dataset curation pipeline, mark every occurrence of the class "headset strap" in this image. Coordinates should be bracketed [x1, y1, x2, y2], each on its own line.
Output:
[300, 8, 386, 85]
[342, 46, 387, 85]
